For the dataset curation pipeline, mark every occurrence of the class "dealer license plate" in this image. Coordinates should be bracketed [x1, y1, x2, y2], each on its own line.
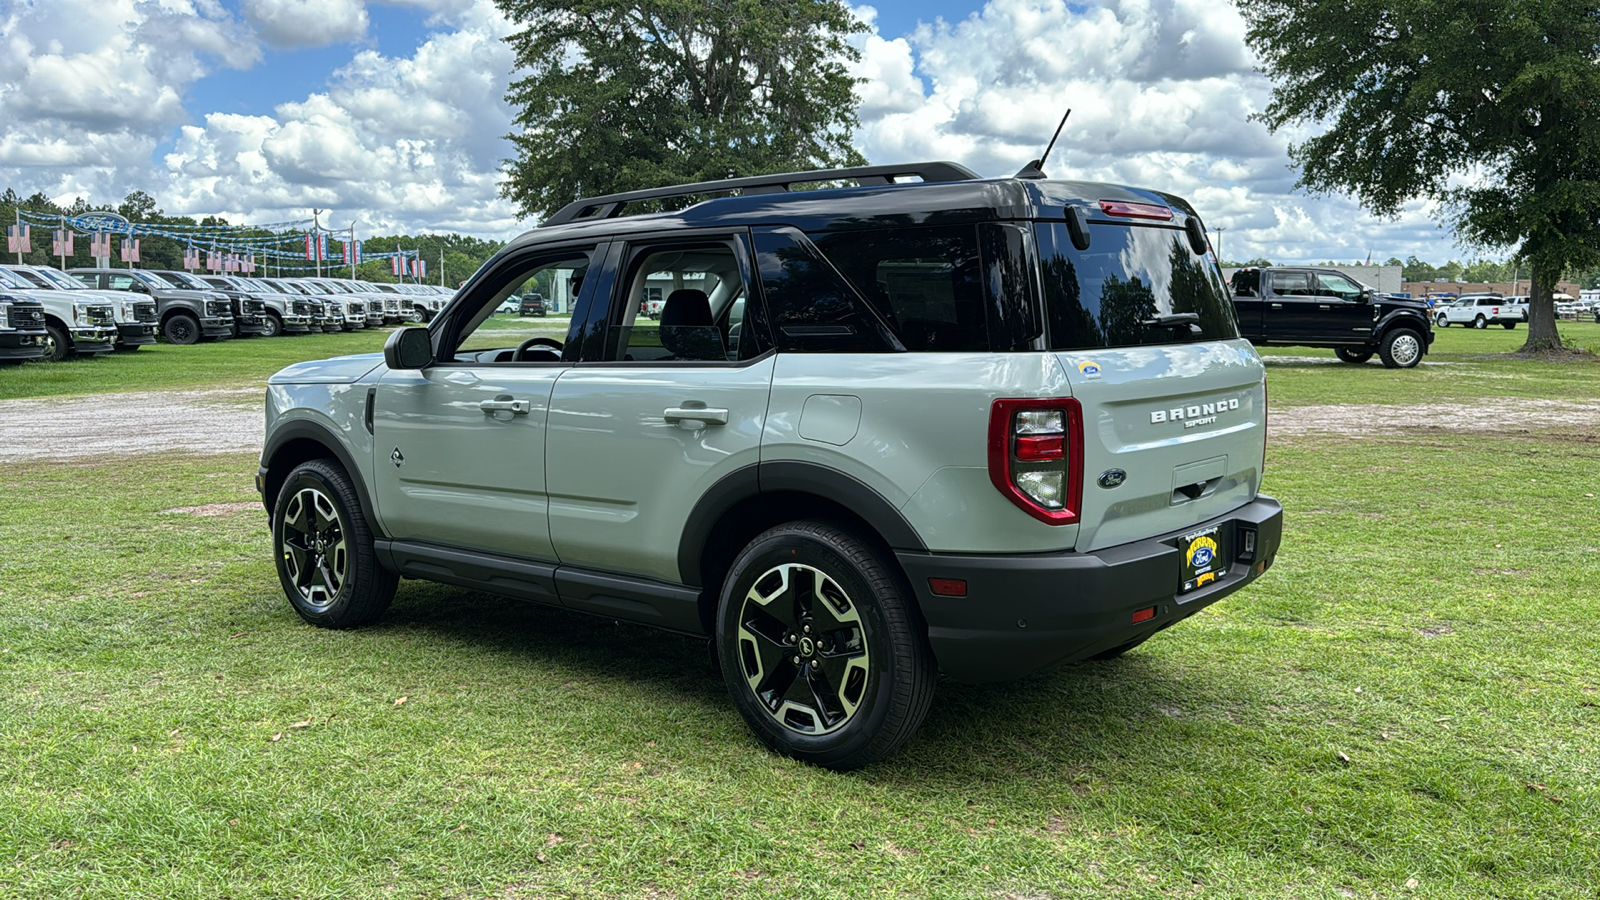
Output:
[1179, 526, 1226, 594]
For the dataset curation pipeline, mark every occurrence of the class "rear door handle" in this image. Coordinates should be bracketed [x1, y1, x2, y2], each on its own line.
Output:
[1269, 303, 1283, 308]
[480, 398, 531, 415]
[664, 407, 729, 426]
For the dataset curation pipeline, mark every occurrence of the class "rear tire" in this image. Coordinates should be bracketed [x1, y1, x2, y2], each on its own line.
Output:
[1473, 315, 1487, 329]
[1502, 321, 1516, 329]
[1379, 328, 1424, 369]
[271, 459, 396, 628]
[1435, 314, 1448, 327]
[1334, 348, 1373, 364]
[716, 521, 935, 770]
[163, 313, 200, 345]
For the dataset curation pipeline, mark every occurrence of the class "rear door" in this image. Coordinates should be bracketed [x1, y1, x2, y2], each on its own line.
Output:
[1263, 269, 1319, 341]
[1035, 219, 1265, 553]
[545, 231, 774, 586]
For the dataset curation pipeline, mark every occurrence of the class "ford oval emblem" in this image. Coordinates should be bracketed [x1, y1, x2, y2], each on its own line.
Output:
[1097, 469, 1127, 489]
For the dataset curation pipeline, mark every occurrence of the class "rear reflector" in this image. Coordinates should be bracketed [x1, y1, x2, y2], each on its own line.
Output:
[1132, 606, 1156, 624]
[928, 578, 968, 597]
[1098, 200, 1173, 221]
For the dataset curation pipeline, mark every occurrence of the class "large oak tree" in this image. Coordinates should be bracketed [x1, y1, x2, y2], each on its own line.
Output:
[496, 0, 867, 221]
[1237, 0, 1600, 351]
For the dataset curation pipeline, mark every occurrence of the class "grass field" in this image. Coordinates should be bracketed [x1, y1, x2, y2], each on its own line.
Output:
[1, 324, 1597, 898]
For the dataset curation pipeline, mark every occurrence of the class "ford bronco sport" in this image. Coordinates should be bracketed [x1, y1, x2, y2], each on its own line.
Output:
[258, 162, 1283, 769]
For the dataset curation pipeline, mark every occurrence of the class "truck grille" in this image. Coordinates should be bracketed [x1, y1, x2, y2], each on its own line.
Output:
[206, 299, 231, 317]
[7, 304, 45, 330]
[292, 300, 311, 316]
[347, 301, 364, 314]
[133, 301, 158, 323]
[86, 306, 116, 327]
[244, 299, 266, 316]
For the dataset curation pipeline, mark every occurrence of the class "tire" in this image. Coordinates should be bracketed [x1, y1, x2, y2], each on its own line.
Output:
[1473, 315, 1487, 329]
[1435, 314, 1448, 327]
[260, 313, 283, 338]
[271, 459, 397, 629]
[1502, 321, 1516, 329]
[1334, 347, 1373, 364]
[163, 313, 200, 345]
[715, 521, 936, 770]
[41, 324, 70, 362]
[1379, 327, 1424, 369]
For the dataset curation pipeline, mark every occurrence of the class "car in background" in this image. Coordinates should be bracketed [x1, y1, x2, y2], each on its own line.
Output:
[518, 293, 547, 317]
[0, 267, 117, 360]
[1435, 294, 1522, 329]
[5, 264, 157, 351]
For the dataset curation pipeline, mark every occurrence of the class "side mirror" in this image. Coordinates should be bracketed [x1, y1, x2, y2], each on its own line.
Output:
[132, 282, 150, 294]
[384, 327, 433, 370]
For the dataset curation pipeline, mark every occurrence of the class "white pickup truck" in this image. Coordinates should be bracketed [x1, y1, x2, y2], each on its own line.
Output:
[1434, 294, 1524, 329]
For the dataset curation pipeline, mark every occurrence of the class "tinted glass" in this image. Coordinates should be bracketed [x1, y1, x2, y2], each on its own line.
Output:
[751, 226, 899, 353]
[1035, 222, 1239, 351]
[1319, 272, 1365, 299]
[1269, 271, 1315, 296]
[810, 225, 988, 351]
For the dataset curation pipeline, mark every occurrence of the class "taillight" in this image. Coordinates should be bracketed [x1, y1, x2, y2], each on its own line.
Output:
[1098, 199, 1173, 221]
[988, 399, 1083, 525]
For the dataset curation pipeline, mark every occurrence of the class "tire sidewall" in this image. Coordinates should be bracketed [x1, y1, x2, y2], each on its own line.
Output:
[715, 527, 906, 767]
[271, 461, 379, 627]
[261, 314, 282, 338]
[164, 314, 199, 345]
[43, 325, 69, 361]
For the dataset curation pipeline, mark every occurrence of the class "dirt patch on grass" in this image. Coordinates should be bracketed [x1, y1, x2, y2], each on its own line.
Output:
[159, 502, 261, 517]
[0, 389, 262, 461]
[1272, 399, 1600, 437]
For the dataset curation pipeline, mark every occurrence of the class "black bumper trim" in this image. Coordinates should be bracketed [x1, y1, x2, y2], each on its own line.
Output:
[0, 332, 46, 359]
[117, 323, 157, 345]
[897, 495, 1284, 683]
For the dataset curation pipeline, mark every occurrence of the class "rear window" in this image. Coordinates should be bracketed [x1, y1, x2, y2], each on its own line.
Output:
[1035, 222, 1239, 351]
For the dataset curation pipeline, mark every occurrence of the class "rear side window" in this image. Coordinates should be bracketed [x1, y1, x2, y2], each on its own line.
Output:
[751, 226, 901, 352]
[1269, 271, 1315, 296]
[810, 225, 987, 352]
[1035, 222, 1239, 351]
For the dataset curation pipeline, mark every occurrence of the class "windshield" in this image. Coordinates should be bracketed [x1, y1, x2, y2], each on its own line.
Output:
[9, 268, 57, 289]
[164, 271, 213, 289]
[1035, 222, 1239, 350]
[0, 269, 33, 289]
[146, 272, 189, 288]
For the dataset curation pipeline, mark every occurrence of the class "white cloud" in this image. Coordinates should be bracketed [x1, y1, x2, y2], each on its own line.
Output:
[241, 0, 368, 48]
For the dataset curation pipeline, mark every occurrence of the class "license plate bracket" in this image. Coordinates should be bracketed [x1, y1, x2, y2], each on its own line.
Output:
[1179, 525, 1226, 595]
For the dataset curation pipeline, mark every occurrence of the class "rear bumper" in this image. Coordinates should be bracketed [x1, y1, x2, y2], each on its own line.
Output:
[898, 495, 1284, 683]
[0, 331, 47, 359]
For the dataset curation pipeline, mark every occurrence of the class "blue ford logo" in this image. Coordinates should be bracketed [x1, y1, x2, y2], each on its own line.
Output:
[1191, 546, 1214, 567]
[1097, 469, 1126, 489]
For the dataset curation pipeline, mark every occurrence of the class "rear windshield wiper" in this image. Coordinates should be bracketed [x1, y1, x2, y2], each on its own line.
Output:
[1139, 312, 1201, 333]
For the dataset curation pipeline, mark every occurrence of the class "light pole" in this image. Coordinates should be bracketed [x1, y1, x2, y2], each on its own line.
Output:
[312, 208, 324, 277]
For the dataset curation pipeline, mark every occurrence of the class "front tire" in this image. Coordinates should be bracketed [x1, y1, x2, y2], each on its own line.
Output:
[1379, 327, 1424, 369]
[163, 313, 200, 345]
[271, 459, 396, 628]
[1334, 347, 1374, 364]
[260, 313, 283, 338]
[716, 521, 935, 770]
[42, 324, 70, 362]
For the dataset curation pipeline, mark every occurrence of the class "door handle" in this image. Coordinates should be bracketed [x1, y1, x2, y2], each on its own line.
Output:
[1269, 303, 1283, 308]
[664, 406, 729, 426]
[480, 398, 531, 415]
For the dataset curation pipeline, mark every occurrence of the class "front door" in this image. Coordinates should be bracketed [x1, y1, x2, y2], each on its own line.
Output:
[1311, 271, 1377, 342]
[546, 232, 774, 585]
[371, 244, 603, 561]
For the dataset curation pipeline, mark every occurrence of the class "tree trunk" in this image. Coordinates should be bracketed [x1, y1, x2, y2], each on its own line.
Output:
[1519, 265, 1564, 352]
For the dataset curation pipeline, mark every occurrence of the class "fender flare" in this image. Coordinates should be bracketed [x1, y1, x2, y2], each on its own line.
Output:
[1376, 312, 1432, 350]
[260, 417, 379, 528]
[676, 460, 927, 586]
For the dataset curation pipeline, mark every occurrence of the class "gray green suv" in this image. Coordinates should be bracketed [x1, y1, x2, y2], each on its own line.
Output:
[257, 162, 1283, 769]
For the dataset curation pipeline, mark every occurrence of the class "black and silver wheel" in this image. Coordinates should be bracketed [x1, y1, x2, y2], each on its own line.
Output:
[1473, 315, 1487, 329]
[1379, 328, 1424, 369]
[716, 521, 935, 770]
[41, 324, 70, 362]
[1435, 314, 1448, 327]
[260, 313, 283, 338]
[271, 459, 396, 628]
[163, 313, 200, 345]
[1334, 347, 1373, 364]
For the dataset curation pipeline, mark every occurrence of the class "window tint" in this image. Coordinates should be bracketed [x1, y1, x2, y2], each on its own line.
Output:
[810, 225, 988, 352]
[751, 226, 900, 353]
[1035, 222, 1239, 351]
[607, 242, 761, 362]
[1269, 271, 1315, 296]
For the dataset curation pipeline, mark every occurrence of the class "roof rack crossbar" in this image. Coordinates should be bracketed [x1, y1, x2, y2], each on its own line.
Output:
[541, 161, 980, 226]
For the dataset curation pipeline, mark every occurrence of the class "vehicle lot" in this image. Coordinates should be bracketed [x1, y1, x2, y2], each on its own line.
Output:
[1, 323, 1596, 898]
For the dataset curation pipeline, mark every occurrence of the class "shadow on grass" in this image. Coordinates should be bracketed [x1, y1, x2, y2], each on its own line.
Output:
[371, 581, 1246, 783]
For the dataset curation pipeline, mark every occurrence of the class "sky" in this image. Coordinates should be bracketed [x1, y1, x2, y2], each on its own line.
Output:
[0, 0, 1481, 263]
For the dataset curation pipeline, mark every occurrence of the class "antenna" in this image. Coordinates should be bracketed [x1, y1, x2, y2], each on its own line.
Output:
[1015, 108, 1072, 180]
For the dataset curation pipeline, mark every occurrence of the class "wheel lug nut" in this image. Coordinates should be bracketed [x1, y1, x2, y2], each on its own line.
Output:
[803, 625, 811, 634]
[810, 660, 819, 669]
[792, 656, 800, 665]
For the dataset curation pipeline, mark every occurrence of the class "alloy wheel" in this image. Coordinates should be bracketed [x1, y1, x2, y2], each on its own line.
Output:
[278, 487, 349, 611]
[1390, 333, 1421, 366]
[736, 563, 871, 736]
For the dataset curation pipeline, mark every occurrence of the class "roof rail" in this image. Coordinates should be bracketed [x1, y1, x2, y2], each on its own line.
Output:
[540, 161, 981, 227]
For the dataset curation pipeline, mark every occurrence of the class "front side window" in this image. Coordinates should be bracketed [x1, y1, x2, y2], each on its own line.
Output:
[1036, 222, 1239, 351]
[446, 250, 594, 363]
[1319, 272, 1365, 301]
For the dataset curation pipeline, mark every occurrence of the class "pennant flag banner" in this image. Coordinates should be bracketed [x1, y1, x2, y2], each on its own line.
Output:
[342, 239, 362, 265]
[52, 229, 74, 256]
[120, 239, 140, 263]
[183, 245, 201, 270]
[207, 251, 222, 271]
[6, 224, 30, 254]
[391, 255, 403, 276]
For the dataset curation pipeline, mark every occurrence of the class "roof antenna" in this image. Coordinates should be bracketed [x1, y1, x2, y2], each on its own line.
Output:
[1014, 108, 1071, 180]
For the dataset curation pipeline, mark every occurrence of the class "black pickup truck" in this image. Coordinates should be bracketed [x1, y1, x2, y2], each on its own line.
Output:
[1229, 267, 1435, 368]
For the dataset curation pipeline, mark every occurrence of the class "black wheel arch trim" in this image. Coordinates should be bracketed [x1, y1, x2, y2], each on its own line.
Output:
[260, 418, 379, 530]
[676, 460, 927, 587]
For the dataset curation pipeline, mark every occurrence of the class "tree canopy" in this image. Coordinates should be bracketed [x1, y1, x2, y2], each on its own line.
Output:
[1238, 0, 1600, 351]
[496, 0, 868, 221]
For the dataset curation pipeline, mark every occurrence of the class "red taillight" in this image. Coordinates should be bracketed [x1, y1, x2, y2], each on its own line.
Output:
[1098, 199, 1173, 221]
[988, 398, 1084, 525]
